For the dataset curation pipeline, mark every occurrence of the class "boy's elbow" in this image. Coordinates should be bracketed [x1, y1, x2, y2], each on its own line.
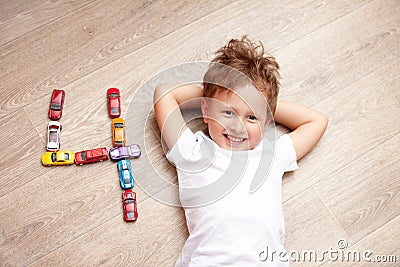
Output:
[317, 112, 329, 134]
[153, 85, 161, 104]
[153, 84, 169, 104]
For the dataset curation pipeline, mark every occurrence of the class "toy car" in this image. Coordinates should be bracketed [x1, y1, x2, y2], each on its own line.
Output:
[48, 89, 65, 120]
[107, 88, 121, 118]
[112, 118, 126, 147]
[117, 159, 134, 189]
[122, 190, 138, 221]
[47, 121, 61, 151]
[109, 144, 141, 160]
[41, 151, 74, 166]
[75, 147, 109, 165]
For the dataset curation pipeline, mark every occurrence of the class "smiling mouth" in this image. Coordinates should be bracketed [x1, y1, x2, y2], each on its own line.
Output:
[223, 134, 247, 143]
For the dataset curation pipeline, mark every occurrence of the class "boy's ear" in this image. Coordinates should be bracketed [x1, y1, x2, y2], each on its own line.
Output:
[201, 98, 209, 123]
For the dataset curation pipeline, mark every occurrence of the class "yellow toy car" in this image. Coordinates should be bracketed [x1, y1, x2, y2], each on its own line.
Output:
[112, 118, 126, 147]
[41, 151, 75, 166]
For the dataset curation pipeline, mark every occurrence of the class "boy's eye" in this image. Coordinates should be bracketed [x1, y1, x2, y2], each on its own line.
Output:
[224, 111, 234, 116]
[248, 115, 257, 121]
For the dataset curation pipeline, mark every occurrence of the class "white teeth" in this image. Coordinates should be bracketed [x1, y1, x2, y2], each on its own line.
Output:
[226, 134, 245, 142]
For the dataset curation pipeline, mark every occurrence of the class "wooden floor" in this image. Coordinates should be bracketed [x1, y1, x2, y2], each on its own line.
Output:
[1, 0, 399, 266]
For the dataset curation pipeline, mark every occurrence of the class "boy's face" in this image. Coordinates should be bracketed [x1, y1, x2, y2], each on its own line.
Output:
[201, 85, 270, 151]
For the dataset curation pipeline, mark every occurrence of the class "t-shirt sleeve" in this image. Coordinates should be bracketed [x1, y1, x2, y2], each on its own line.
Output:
[166, 127, 203, 167]
[275, 134, 298, 172]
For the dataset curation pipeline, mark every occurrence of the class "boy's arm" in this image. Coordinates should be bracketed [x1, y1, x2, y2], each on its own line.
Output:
[274, 100, 328, 160]
[153, 84, 203, 150]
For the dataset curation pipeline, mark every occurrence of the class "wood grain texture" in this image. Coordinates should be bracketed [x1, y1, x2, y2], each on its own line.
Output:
[0, 0, 399, 266]
[343, 216, 400, 266]
[0, 109, 46, 197]
[321, 216, 400, 266]
[23, 0, 378, 191]
[313, 133, 400, 244]
[282, 72, 400, 202]
[2, 0, 372, 119]
[284, 187, 349, 266]
[275, 0, 400, 106]
[0, 0, 96, 45]
[29, 196, 188, 266]
[0, 159, 133, 265]
[0, 0, 236, 118]
[376, 57, 400, 107]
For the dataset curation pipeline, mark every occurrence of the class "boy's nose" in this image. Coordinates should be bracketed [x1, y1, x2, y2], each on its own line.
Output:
[227, 118, 246, 135]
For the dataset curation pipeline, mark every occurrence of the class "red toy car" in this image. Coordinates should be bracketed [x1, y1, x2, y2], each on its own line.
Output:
[48, 89, 65, 120]
[122, 190, 138, 221]
[107, 88, 121, 118]
[74, 147, 109, 165]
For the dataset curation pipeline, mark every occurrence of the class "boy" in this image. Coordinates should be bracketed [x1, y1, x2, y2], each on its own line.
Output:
[153, 36, 328, 266]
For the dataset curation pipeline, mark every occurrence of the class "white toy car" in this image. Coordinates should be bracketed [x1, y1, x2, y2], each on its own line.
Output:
[47, 121, 61, 151]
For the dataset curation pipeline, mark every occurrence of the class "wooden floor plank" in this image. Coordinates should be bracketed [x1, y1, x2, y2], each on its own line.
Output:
[22, 0, 379, 195]
[284, 187, 348, 266]
[29, 196, 187, 266]
[321, 216, 400, 266]
[0, 0, 96, 45]
[313, 133, 400, 244]
[0, 0, 235, 118]
[0, 159, 139, 265]
[282, 72, 400, 202]
[345, 216, 399, 266]
[375, 57, 400, 107]
[0, 109, 46, 197]
[1, 0, 399, 265]
[275, 0, 400, 106]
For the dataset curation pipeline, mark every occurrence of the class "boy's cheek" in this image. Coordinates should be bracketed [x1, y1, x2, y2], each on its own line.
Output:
[208, 113, 229, 127]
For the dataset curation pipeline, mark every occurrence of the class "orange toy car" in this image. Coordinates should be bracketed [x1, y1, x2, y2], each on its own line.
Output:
[112, 118, 126, 147]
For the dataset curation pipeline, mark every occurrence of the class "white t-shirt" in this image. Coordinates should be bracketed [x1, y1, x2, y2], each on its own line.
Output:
[167, 128, 298, 266]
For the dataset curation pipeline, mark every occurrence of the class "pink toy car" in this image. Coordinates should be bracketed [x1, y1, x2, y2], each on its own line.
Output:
[109, 144, 141, 160]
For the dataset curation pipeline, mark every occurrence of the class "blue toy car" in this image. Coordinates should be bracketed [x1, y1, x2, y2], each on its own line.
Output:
[117, 159, 134, 189]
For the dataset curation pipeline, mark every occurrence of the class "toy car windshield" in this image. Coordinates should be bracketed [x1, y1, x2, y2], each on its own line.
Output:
[80, 151, 87, 160]
[49, 131, 58, 142]
[122, 164, 130, 170]
[50, 103, 62, 110]
[125, 199, 134, 204]
[127, 145, 140, 156]
[126, 212, 136, 219]
[123, 176, 131, 184]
